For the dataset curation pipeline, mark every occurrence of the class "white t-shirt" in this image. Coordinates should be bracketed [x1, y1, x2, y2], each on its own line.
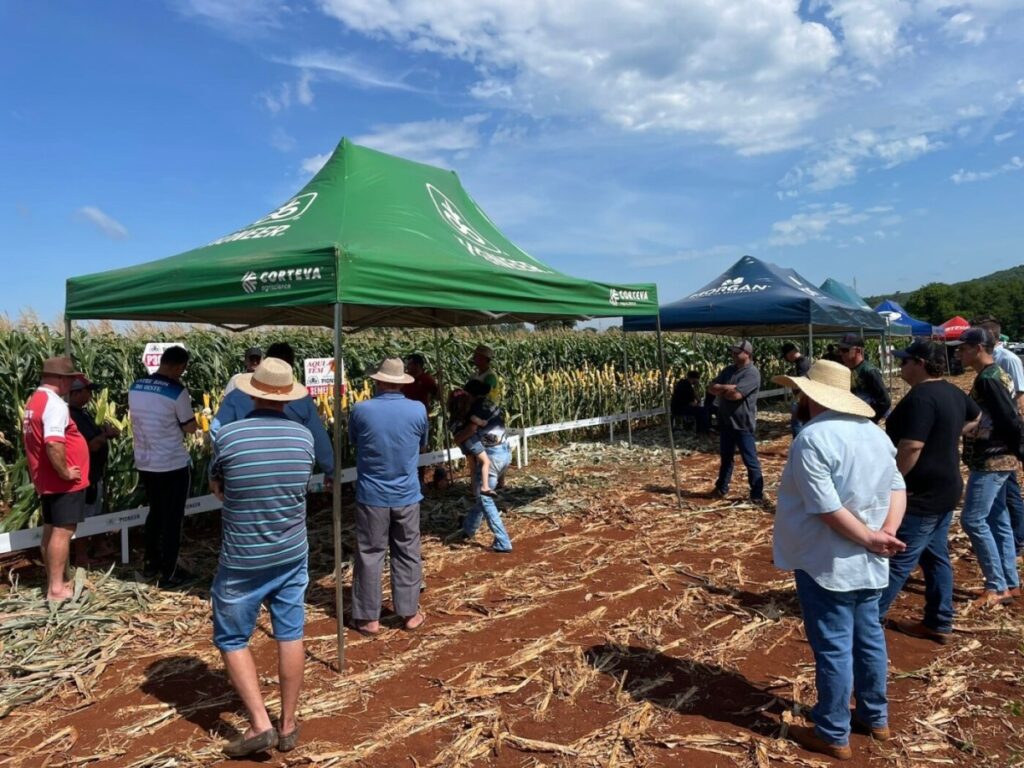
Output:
[128, 374, 195, 472]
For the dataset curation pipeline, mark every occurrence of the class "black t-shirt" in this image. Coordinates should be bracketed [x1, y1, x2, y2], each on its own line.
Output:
[791, 356, 811, 377]
[885, 381, 980, 515]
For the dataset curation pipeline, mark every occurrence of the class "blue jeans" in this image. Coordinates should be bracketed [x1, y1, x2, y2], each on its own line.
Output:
[795, 570, 888, 746]
[211, 556, 308, 652]
[878, 512, 954, 632]
[463, 442, 512, 551]
[716, 425, 764, 499]
[789, 402, 804, 438]
[961, 470, 1020, 592]
[1005, 470, 1024, 553]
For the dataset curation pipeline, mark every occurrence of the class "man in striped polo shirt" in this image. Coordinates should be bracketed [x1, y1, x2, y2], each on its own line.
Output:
[209, 357, 315, 758]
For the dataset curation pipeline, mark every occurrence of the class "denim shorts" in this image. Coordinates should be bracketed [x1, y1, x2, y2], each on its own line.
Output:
[211, 557, 308, 652]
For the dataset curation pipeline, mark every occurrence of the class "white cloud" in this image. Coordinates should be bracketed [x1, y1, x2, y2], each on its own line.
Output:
[951, 155, 1024, 183]
[271, 127, 297, 152]
[259, 70, 318, 114]
[280, 51, 421, 92]
[823, 0, 913, 68]
[173, 0, 286, 34]
[300, 153, 332, 175]
[350, 115, 487, 165]
[317, 0, 840, 155]
[296, 70, 315, 106]
[768, 202, 900, 246]
[994, 130, 1015, 143]
[75, 206, 129, 240]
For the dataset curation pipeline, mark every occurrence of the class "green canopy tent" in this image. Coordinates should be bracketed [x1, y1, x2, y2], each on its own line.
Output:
[65, 138, 659, 669]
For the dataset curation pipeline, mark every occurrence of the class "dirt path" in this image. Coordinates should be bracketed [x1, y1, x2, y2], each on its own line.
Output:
[2, 410, 1022, 767]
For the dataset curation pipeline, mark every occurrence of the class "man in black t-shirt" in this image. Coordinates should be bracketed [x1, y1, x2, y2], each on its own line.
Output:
[670, 371, 709, 434]
[879, 340, 980, 643]
[839, 333, 891, 423]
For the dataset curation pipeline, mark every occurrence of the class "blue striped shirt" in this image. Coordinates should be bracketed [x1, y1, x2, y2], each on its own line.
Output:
[211, 410, 315, 571]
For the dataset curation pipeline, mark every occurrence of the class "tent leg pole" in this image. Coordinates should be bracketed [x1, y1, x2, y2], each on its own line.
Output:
[332, 303, 346, 673]
[432, 328, 455, 481]
[64, 317, 72, 359]
[623, 335, 633, 447]
[807, 323, 813, 360]
[655, 316, 683, 508]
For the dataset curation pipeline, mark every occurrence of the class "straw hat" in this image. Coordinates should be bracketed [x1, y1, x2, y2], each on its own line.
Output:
[236, 357, 308, 401]
[771, 360, 874, 419]
[369, 357, 414, 384]
[41, 357, 82, 377]
[472, 344, 495, 361]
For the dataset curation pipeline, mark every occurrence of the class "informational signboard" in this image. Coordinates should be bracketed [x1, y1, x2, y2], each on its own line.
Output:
[304, 357, 346, 396]
[142, 342, 187, 374]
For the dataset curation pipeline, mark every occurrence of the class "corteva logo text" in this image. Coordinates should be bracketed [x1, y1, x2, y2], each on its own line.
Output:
[609, 288, 650, 306]
[242, 267, 323, 294]
[689, 276, 769, 298]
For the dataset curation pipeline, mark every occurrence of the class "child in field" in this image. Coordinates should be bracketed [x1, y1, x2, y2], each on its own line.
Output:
[448, 387, 496, 496]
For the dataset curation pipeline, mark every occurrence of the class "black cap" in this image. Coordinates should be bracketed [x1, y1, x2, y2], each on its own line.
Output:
[894, 339, 934, 361]
[730, 339, 754, 355]
[780, 342, 800, 356]
[838, 333, 865, 350]
[245, 346, 262, 359]
[951, 327, 994, 347]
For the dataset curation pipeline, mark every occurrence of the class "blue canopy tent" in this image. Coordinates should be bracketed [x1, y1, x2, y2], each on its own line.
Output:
[820, 279, 912, 336]
[872, 299, 937, 337]
[624, 256, 887, 336]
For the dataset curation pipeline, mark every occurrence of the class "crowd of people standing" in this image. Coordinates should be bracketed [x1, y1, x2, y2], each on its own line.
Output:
[20, 315, 1024, 760]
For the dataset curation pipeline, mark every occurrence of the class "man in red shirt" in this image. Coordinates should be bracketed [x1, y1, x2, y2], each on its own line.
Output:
[401, 354, 439, 411]
[22, 357, 90, 601]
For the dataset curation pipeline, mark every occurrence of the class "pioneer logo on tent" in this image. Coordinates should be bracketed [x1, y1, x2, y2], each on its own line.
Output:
[690, 275, 769, 298]
[241, 267, 323, 294]
[609, 288, 649, 306]
[425, 184, 547, 273]
[209, 193, 318, 247]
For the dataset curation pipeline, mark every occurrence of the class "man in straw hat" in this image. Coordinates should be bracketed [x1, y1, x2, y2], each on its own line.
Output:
[879, 340, 979, 643]
[209, 357, 316, 757]
[22, 357, 90, 602]
[772, 360, 907, 760]
[348, 357, 429, 635]
[953, 326, 1022, 608]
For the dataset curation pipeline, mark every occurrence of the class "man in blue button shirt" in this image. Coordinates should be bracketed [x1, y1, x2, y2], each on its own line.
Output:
[348, 357, 429, 635]
[772, 360, 906, 761]
[211, 342, 333, 485]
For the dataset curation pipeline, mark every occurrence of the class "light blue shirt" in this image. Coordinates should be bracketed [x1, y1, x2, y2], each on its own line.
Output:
[211, 388, 334, 476]
[773, 411, 906, 592]
[348, 393, 429, 507]
[993, 345, 1024, 398]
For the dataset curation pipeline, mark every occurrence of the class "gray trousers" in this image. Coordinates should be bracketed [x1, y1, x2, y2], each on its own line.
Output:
[352, 502, 422, 621]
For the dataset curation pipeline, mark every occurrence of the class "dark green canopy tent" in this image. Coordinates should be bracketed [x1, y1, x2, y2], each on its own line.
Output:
[64, 139, 659, 669]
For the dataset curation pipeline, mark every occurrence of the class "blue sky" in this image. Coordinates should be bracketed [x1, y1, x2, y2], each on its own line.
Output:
[2, 0, 1023, 323]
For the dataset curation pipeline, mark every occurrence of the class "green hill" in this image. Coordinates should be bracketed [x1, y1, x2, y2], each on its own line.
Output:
[864, 264, 1024, 338]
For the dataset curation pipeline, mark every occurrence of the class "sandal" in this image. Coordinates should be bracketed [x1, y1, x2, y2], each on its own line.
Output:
[402, 611, 426, 631]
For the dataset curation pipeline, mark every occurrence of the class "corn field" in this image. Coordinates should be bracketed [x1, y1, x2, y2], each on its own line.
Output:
[0, 323, 794, 531]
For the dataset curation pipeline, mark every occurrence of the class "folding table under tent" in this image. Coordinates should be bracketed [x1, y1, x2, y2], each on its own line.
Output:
[64, 138, 658, 670]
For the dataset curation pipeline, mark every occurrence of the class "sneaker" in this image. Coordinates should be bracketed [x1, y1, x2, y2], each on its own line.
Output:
[888, 619, 952, 645]
[788, 725, 853, 761]
[708, 487, 727, 499]
[158, 567, 198, 590]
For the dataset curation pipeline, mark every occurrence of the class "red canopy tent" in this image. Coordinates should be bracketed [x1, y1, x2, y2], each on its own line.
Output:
[940, 315, 971, 340]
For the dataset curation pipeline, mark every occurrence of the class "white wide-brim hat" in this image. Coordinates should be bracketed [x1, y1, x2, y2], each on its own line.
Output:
[236, 357, 308, 401]
[369, 357, 414, 384]
[772, 359, 874, 419]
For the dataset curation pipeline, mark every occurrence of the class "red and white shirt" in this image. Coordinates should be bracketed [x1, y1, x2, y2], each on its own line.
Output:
[22, 387, 90, 495]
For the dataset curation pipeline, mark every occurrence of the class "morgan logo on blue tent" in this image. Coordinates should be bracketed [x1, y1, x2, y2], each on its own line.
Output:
[690, 276, 769, 299]
[609, 288, 649, 306]
[425, 184, 547, 274]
